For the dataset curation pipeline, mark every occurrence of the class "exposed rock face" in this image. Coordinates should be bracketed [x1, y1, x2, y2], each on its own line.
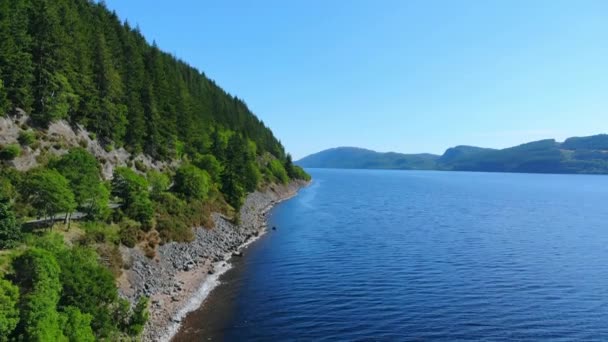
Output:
[119, 180, 308, 342]
[0, 113, 175, 178]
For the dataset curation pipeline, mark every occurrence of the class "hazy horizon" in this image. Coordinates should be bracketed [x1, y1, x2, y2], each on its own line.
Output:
[104, 0, 607, 159]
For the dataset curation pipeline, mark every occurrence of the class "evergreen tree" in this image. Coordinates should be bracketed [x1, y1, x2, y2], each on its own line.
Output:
[29, 0, 72, 125]
[0, 0, 34, 111]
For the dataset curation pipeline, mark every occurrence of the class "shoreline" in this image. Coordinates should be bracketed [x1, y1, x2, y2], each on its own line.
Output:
[118, 180, 309, 342]
[160, 186, 304, 342]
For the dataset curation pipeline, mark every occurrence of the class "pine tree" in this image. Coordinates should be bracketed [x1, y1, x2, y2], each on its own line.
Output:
[0, 0, 34, 111]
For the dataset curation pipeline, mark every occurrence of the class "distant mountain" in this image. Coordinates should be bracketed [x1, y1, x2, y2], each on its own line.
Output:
[296, 147, 439, 170]
[297, 134, 608, 174]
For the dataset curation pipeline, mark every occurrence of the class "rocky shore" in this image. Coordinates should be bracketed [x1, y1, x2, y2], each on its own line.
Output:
[118, 180, 308, 342]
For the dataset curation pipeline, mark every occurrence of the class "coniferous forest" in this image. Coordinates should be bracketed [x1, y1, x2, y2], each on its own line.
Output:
[0, 0, 309, 340]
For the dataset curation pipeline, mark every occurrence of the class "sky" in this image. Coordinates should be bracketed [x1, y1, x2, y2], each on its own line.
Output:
[104, 0, 608, 159]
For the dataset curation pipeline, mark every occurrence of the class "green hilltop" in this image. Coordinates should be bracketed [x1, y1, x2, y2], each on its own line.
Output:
[297, 134, 608, 174]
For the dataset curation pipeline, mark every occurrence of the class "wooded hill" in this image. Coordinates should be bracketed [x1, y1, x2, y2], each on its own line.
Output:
[0, 0, 284, 160]
[0, 0, 309, 340]
[297, 134, 608, 174]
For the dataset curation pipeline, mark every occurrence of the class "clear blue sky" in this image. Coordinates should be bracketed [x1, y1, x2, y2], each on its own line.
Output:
[104, 0, 607, 159]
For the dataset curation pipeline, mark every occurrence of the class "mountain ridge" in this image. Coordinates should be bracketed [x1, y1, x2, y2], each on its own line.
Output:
[297, 134, 608, 174]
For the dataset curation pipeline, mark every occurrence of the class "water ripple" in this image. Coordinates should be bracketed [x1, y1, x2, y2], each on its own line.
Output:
[199, 170, 608, 341]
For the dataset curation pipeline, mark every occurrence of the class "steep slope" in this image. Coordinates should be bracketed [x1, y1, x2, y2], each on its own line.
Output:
[0, 0, 284, 160]
[0, 1, 310, 341]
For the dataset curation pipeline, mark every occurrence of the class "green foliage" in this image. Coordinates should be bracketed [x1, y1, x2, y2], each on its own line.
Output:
[192, 153, 223, 184]
[80, 221, 119, 245]
[111, 167, 148, 205]
[21, 168, 76, 221]
[0, 79, 9, 115]
[54, 246, 118, 337]
[17, 130, 36, 146]
[50, 148, 109, 218]
[173, 164, 210, 200]
[112, 167, 152, 225]
[0, 0, 288, 159]
[85, 183, 111, 221]
[0, 176, 16, 203]
[152, 192, 193, 242]
[268, 159, 289, 184]
[0, 201, 20, 249]
[22, 233, 147, 338]
[221, 134, 261, 211]
[59, 306, 94, 342]
[0, 278, 19, 340]
[291, 165, 311, 181]
[124, 192, 153, 228]
[118, 219, 142, 248]
[0, 144, 21, 160]
[12, 248, 64, 341]
[127, 296, 149, 337]
[146, 170, 170, 198]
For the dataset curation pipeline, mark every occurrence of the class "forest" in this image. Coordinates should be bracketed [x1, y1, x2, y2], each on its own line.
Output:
[0, 0, 309, 340]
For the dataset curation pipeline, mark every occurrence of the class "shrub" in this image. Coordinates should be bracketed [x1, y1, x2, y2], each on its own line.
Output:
[0, 279, 19, 338]
[147, 170, 170, 198]
[0, 144, 21, 160]
[134, 160, 147, 172]
[0, 201, 21, 249]
[193, 154, 222, 183]
[155, 216, 193, 243]
[173, 164, 210, 200]
[143, 231, 160, 259]
[119, 219, 142, 248]
[124, 193, 153, 229]
[127, 297, 149, 337]
[18, 130, 36, 146]
[268, 159, 289, 184]
[80, 222, 119, 245]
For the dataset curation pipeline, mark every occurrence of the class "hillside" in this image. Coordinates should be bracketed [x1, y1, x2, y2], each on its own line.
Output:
[298, 134, 608, 174]
[297, 147, 439, 170]
[0, 0, 309, 341]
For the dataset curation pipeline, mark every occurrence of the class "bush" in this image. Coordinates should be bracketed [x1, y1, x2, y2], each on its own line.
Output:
[0, 279, 19, 338]
[18, 130, 36, 146]
[134, 160, 147, 172]
[0, 144, 21, 160]
[124, 193, 153, 228]
[147, 170, 170, 198]
[127, 297, 149, 337]
[193, 154, 222, 183]
[268, 159, 289, 184]
[0, 201, 21, 249]
[291, 165, 311, 181]
[155, 216, 193, 243]
[80, 222, 119, 245]
[118, 219, 142, 248]
[173, 164, 210, 200]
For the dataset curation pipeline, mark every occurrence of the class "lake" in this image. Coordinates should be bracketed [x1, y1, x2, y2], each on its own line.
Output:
[175, 169, 608, 341]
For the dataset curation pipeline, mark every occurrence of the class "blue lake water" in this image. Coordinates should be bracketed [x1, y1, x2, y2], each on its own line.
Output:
[182, 169, 608, 341]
